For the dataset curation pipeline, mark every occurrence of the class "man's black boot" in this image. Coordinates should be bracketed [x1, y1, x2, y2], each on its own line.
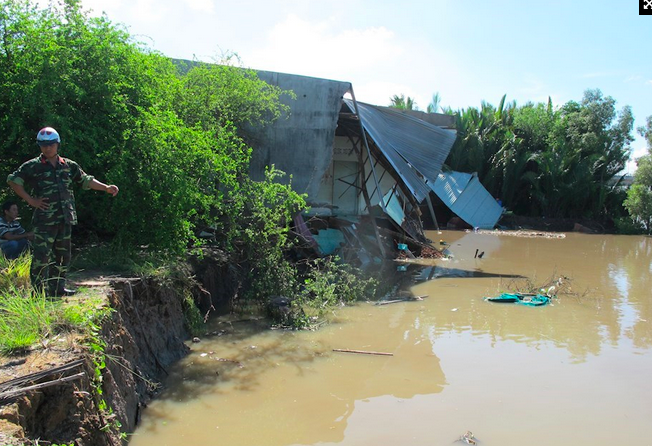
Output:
[48, 287, 77, 297]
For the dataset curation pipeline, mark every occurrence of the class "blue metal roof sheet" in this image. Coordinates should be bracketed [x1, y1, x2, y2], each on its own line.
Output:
[431, 171, 503, 229]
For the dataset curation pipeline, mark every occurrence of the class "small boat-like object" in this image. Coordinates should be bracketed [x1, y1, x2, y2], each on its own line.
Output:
[484, 292, 550, 306]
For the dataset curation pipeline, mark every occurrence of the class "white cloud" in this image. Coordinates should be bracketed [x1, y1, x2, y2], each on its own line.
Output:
[239, 13, 476, 110]
[353, 80, 421, 108]
[625, 75, 642, 83]
[183, 0, 214, 14]
[246, 14, 403, 81]
[130, 0, 168, 23]
[78, 0, 167, 24]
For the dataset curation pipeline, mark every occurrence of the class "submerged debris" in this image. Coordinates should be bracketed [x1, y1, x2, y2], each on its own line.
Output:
[485, 275, 578, 307]
[484, 292, 551, 306]
[375, 295, 428, 305]
[458, 430, 478, 445]
[474, 228, 565, 239]
[396, 243, 446, 260]
[332, 349, 393, 356]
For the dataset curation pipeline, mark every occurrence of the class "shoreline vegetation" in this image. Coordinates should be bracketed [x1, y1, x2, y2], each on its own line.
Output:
[0, 218, 639, 446]
[0, 213, 613, 358]
[1, 0, 651, 443]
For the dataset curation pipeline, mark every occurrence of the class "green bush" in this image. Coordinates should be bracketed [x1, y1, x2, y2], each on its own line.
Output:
[0, 0, 371, 333]
[0, 0, 296, 256]
[614, 216, 647, 235]
[260, 256, 379, 329]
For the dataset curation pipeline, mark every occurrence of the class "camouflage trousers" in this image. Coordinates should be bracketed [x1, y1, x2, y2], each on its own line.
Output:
[30, 222, 72, 294]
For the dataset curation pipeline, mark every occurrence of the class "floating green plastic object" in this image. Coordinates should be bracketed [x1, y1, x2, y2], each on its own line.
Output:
[484, 292, 550, 306]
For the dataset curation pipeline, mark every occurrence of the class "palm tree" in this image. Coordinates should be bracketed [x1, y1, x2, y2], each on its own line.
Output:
[427, 93, 441, 114]
[389, 94, 418, 111]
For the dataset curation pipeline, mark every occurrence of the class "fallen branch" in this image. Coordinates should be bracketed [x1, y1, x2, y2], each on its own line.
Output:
[332, 349, 393, 356]
[212, 357, 244, 368]
[0, 372, 85, 403]
[376, 299, 405, 305]
[0, 359, 85, 393]
[376, 295, 428, 305]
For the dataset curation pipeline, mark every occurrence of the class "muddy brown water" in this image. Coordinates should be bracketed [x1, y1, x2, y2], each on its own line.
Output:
[129, 231, 652, 446]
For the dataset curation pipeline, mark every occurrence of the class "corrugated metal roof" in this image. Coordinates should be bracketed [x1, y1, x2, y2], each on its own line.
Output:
[344, 99, 457, 202]
[431, 171, 503, 229]
[374, 106, 456, 129]
[245, 70, 456, 207]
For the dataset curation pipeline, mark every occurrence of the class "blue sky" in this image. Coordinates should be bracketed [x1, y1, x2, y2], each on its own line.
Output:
[75, 0, 651, 172]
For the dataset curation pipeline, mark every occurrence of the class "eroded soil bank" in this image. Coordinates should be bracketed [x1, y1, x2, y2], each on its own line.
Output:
[0, 250, 236, 446]
[130, 230, 652, 446]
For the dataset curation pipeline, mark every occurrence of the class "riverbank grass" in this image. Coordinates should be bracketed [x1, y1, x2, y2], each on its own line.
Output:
[0, 254, 111, 356]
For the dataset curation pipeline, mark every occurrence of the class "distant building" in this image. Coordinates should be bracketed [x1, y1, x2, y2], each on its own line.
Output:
[607, 174, 634, 189]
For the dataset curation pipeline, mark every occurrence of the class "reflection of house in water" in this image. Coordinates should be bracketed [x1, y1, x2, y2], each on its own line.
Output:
[280, 304, 447, 444]
[159, 307, 448, 446]
[246, 70, 457, 262]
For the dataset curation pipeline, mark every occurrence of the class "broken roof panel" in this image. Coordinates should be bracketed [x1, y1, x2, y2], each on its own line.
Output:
[344, 99, 456, 202]
[431, 171, 503, 229]
[245, 70, 456, 208]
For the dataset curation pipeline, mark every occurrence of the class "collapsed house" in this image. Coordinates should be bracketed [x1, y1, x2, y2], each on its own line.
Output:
[245, 70, 457, 264]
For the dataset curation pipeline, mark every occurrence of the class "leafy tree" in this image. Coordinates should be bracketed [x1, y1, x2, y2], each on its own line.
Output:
[176, 61, 293, 132]
[444, 90, 633, 222]
[547, 90, 633, 218]
[0, 0, 378, 330]
[624, 116, 652, 233]
[0, 0, 302, 255]
[0, 0, 181, 234]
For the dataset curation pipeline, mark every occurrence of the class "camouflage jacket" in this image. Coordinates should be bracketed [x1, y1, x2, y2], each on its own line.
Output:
[7, 154, 94, 226]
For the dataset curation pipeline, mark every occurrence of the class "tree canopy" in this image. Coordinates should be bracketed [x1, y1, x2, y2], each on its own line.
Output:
[624, 116, 652, 233]
[0, 0, 303, 254]
[443, 90, 633, 222]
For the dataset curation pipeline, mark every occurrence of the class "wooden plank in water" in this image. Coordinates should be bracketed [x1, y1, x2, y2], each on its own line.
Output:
[332, 349, 393, 356]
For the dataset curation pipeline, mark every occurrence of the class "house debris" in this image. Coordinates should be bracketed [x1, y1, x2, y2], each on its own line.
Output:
[429, 170, 503, 230]
[245, 70, 457, 264]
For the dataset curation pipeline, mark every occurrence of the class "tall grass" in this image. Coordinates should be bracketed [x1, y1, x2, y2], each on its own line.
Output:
[0, 284, 53, 353]
[0, 253, 111, 355]
[1, 255, 46, 353]
[0, 252, 31, 290]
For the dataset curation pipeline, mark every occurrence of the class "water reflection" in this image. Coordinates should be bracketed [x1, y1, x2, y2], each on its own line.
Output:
[604, 236, 652, 349]
[131, 233, 652, 446]
[409, 232, 652, 361]
[131, 303, 447, 446]
[410, 264, 526, 281]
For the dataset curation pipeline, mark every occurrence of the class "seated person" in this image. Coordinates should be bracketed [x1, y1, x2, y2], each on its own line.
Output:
[0, 200, 34, 260]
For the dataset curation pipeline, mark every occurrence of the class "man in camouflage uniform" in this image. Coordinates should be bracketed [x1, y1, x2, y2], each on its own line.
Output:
[7, 127, 119, 296]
